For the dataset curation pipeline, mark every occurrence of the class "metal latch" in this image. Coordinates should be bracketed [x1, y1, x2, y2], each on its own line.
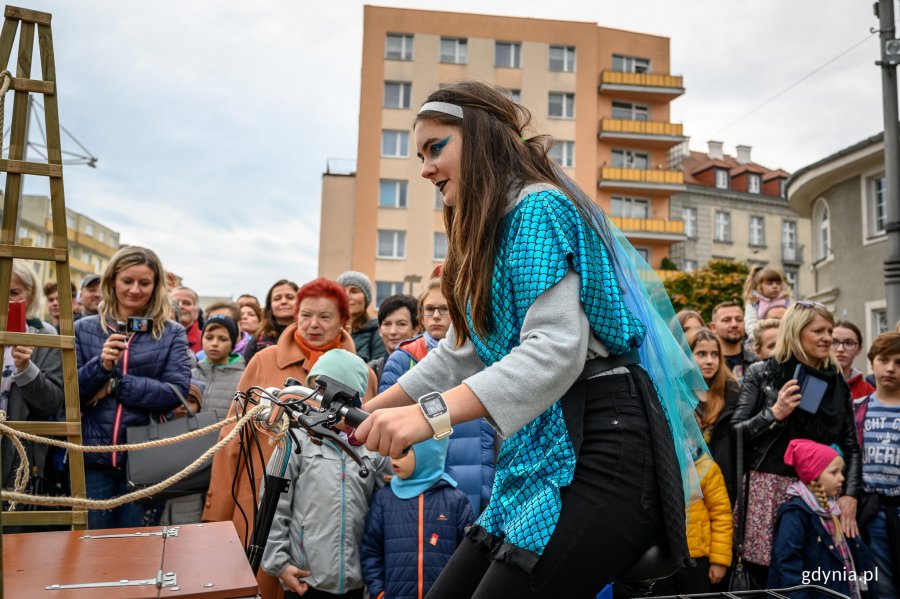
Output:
[80, 526, 179, 540]
[46, 571, 177, 591]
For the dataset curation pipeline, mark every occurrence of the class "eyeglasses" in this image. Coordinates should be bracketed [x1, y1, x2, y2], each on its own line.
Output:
[795, 300, 827, 310]
[423, 305, 449, 316]
[832, 339, 859, 350]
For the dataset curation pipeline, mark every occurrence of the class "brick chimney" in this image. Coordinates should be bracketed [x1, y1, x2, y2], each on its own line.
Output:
[707, 140, 724, 160]
[736, 144, 752, 164]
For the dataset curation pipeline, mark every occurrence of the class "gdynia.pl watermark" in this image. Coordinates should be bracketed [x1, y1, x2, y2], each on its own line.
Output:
[802, 567, 878, 587]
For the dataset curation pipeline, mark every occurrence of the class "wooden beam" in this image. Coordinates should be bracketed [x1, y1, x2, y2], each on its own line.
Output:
[0, 331, 75, 349]
[4, 6, 51, 26]
[0, 158, 62, 177]
[0, 244, 67, 261]
[9, 76, 53, 94]
[4, 420, 82, 436]
[2, 511, 87, 526]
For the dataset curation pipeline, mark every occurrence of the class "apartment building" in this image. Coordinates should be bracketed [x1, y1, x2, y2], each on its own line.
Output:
[319, 6, 688, 303]
[4, 192, 120, 289]
[668, 140, 812, 295]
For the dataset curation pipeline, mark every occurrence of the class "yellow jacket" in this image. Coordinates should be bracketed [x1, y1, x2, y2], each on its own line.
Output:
[686, 456, 733, 566]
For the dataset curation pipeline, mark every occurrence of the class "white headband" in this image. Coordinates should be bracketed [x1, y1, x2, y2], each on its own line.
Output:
[418, 101, 464, 119]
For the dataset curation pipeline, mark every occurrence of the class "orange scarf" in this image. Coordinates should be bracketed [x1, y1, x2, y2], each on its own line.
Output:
[292, 328, 344, 370]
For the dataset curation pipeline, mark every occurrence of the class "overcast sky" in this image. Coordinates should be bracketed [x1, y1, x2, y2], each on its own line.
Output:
[9, 1, 893, 299]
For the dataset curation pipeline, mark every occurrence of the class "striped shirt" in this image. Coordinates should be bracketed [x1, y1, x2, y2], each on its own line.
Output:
[861, 393, 900, 497]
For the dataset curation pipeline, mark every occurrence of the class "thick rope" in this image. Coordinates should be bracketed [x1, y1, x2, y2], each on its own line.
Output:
[0, 70, 10, 158]
[6, 430, 28, 510]
[1, 403, 267, 510]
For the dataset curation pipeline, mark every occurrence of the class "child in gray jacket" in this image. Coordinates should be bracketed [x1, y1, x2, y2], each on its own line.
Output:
[261, 349, 389, 598]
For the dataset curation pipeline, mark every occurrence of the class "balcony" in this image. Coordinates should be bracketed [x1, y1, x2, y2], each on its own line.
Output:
[598, 119, 686, 148]
[782, 244, 804, 265]
[609, 216, 686, 242]
[655, 269, 685, 282]
[598, 71, 685, 101]
[598, 167, 686, 193]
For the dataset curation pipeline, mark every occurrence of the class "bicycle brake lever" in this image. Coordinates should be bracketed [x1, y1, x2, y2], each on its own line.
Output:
[290, 409, 371, 478]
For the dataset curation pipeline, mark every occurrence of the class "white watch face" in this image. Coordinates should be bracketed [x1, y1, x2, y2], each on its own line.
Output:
[421, 394, 447, 418]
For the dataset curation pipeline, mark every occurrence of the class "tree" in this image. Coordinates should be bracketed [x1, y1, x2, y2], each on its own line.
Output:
[664, 260, 750, 322]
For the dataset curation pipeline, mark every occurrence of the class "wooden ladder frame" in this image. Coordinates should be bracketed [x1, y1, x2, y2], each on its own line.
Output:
[0, 5, 87, 531]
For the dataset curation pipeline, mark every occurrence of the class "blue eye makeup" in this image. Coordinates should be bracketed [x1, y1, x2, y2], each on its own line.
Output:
[430, 136, 451, 156]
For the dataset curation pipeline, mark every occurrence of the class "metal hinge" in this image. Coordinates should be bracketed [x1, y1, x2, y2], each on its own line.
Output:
[46, 570, 177, 591]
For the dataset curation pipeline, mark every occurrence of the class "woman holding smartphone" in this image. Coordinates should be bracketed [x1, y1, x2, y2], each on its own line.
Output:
[75, 246, 191, 529]
[732, 301, 861, 585]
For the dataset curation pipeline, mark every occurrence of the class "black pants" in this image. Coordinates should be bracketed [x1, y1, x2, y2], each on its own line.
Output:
[285, 588, 363, 599]
[653, 556, 712, 595]
[427, 371, 663, 599]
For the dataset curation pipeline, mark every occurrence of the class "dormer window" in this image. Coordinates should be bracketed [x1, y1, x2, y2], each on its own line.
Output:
[715, 168, 729, 190]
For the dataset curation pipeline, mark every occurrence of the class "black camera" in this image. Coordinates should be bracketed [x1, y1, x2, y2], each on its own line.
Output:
[115, 317, 153, 334]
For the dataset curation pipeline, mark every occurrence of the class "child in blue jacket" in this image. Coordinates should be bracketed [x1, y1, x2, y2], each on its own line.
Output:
[361, 436, 474, 599]
[769, 439, 877, 598]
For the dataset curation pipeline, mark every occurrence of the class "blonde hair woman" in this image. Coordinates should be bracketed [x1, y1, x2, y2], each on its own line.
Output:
[732, 301, 861, 584]
[75, 246, 192, 529]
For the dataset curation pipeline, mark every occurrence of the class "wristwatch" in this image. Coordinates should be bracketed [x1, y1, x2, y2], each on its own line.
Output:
[417, 392, 453, 440]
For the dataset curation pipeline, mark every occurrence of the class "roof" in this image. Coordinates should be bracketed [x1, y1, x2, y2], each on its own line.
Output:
[681, 149, 789, 188]
[787, 130, 886, 188]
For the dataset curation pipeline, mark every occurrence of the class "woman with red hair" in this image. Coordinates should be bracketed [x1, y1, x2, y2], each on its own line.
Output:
[203, 278, 378, 599]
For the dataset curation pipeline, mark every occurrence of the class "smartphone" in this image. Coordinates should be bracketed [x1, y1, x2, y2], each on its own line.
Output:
[6, 300, 26, 333]
[793, 364, 828, 414]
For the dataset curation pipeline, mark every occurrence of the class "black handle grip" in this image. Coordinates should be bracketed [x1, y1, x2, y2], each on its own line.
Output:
[341, 405, 370, 428]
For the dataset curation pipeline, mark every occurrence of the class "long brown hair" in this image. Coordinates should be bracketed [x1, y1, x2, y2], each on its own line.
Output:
[416, 81, 587, 344]
[258, 279, 299, 340]
[687, 327, 736, 428]
[99, 246, 171, 339]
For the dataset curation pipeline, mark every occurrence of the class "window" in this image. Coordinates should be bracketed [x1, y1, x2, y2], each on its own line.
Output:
[549, 141, 575, 168]
[635, 247, 650, 262]
[98, 230, 105, 243]
[498, 88, 521, 103]
[683, 260, 698, 273]
[385, 34, 413, 61]
[549, 45, 576, 72]
[782, 220, 800, 261]
[611, 196, 650, 219]
[612, 54, 650, 73]
[84, 223, 94, 235]
[440, 37, 467, 64]
[715, 168, 729, 189]
[34, 232, 43, 246]
[611, 149, 649, 169]
[784, 268, 798, 294]
[748, 174, 761, 194]
[17, 226, 27, 240]
[384, 82, 411, 109]
[714, 211, 731, 242]
[872, 307, 889, 337]
[377, 230, 406, 259]
[749, 216, 765, 247]
[611, 101, 649, 121]
[682, 207, 697, 238]
[66, 214, 74, 229]
[868, 174, 887, 237]
[434, 232, 448, 261]
[376, 281, 404, 306]
[381, 130, 409, 157]
[548, 92, 575, 119]
[379, 180, 408, 208]
[495, 42, 521, 68]
[813, 198, 830, 260]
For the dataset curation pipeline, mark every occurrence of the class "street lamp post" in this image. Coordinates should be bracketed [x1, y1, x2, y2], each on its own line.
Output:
[878, 0, 900, 325]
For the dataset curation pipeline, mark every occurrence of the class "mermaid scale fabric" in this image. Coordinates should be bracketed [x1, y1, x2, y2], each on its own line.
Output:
[469, 189, 645, 555]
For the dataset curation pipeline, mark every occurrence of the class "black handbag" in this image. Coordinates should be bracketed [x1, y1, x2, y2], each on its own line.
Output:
[729, 424, 759, 591]
[126, 383, 217, 501]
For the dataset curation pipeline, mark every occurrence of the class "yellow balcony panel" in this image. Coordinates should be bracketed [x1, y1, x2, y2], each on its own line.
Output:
[598, 119, 686, 148]
[598, 167, 686, 193]
[654, 269, 685, 282]
[598, 71, 685, 102]
[609, 216, 686, 243]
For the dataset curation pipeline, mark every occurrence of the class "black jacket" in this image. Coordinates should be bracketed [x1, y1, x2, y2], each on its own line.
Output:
[731, 358, 862, 498]
[707, 379, 741, 503]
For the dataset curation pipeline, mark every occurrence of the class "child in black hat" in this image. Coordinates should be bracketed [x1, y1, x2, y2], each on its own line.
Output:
[191, 315, 245, 421]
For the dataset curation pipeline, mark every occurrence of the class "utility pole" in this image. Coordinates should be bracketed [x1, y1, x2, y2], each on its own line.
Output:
[878, 0, 900, 325]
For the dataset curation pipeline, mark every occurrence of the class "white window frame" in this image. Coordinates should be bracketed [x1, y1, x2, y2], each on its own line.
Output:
[749, 215, 765, 247]
[635, 247, 651, 263]
[784, 268, 798, 294]
[385, 34, 413, 61]
[379, 179, 408, 209]
[381, 130, 409, 158]
[714, 210, 732, 242]
[433, 232, 448, 261]
[440, 37, 467, 64]
[683, 259, 698, 273]
[611, 101, 649, 121]
[748, 173, 761, 194]
[495, 41, 522, 68]
[611, 196, 650, 219]
[375, 281, 404, 307]
[548, 92, 575, 119]
[377, 230, 407, 260]
[549, 141, 575, 168]
[611, 149, 649, 170]
[862, 168, 888, 243]
[812, 197, 831, 262]
[84, 223, 94, 236]
[866, 299, 889, 350]
[612, 54, 651, 73]
[782, 220, 799, 261]
[682, 207, 697, 238]
[549, 45, 576, 72]
[499, 88, 521, 103]
[383, 81, 412, 109]
[715, 168, 729, 190]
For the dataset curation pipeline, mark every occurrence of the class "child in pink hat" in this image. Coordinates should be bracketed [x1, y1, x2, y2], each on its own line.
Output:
[768, 439, 876, 598]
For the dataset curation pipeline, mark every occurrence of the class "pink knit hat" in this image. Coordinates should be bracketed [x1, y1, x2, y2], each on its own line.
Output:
[784, 439, 840, 483]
